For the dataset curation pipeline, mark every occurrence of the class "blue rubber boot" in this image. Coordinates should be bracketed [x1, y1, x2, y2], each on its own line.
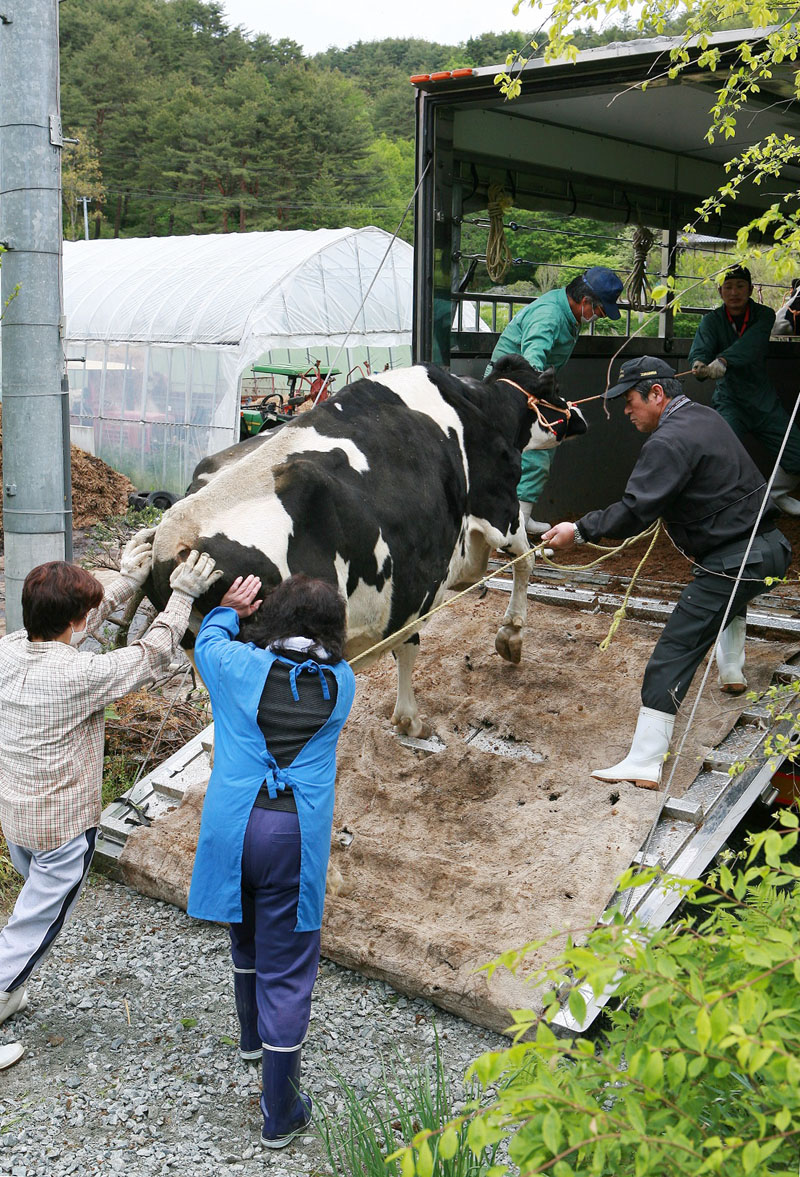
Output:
[233, 970, 261, 1061]
[260, 1047, 312, 1149]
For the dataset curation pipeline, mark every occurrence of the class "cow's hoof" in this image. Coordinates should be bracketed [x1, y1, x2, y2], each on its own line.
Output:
[495, 625, 523, 664]
[392, 713, 431, 740]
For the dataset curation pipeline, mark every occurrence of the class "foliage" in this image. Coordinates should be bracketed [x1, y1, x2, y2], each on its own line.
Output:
[317, 1029, 501, 1177]
[80, 506, 163, 572]
[392, 814, 800, 1176]
[57, 1, 662, 242]
[62, 132, 106, 240]
[498, 0, 800, 277]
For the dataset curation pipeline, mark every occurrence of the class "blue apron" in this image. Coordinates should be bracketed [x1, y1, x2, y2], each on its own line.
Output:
[187, 607, 356, 932]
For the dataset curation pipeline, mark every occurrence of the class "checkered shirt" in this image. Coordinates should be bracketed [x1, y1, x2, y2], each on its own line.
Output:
[0, 576, 193, 851]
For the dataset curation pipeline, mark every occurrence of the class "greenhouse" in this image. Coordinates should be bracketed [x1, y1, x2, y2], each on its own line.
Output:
[63, 228, 413, 494]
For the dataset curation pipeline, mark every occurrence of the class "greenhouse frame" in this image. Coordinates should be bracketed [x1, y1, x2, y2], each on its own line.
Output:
[62, 228, 413, 494]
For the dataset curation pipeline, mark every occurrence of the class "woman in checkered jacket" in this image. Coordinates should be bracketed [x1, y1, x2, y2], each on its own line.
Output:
[0, 535, 221, 1069]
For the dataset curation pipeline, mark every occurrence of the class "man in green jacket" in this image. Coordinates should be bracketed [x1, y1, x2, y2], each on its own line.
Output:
[487, 266, 623, 536]
[689, 265, 800, 514]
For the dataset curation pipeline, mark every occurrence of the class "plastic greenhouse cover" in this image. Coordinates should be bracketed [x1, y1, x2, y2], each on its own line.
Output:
[62, 228, 412, 348]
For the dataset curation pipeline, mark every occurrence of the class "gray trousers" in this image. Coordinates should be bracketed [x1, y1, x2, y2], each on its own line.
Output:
[641, 528, 792, 714]
[0, 828, 96, 993]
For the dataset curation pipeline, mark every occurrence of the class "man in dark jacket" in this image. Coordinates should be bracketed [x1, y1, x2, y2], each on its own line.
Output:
[688, 265, 800, 514]
[542, 355, 791, 790]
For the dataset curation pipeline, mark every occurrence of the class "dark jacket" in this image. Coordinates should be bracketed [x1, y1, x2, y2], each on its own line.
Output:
[577, 398, 773, 560]
[687, 299, 776, 405]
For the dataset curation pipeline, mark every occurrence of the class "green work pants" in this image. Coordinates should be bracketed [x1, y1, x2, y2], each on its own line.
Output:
[714, 391, 800, 475]
[517, 448, 555, 505]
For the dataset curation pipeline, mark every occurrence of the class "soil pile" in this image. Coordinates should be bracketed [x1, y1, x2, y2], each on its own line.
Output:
[0, 404, 133, 540]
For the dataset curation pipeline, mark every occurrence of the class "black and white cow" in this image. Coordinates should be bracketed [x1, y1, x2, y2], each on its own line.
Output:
[147, 356, 587, 737]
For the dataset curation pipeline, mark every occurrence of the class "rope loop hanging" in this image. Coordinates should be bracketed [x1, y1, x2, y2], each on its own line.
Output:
[485, 183, 513, 284]
[624, 224, 657, 310]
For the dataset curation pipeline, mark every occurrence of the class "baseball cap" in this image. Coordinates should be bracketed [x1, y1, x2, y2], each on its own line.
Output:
[583, 266, 624, 320]
[605, 355, 676, 399]
[722, 265, 752, 285]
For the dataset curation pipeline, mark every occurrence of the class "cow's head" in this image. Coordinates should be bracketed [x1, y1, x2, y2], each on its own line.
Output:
[486, 353, 588, 451]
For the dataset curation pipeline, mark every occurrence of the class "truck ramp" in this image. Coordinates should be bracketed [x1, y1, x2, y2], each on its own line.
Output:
[96, 592, 799, 1035]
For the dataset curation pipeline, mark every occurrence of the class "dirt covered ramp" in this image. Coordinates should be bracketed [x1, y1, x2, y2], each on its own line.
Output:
[322, 590, 787, 1033]
[323, 593, 659, 1032]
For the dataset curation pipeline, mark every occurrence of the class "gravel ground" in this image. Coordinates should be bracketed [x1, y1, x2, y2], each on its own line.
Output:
[0, 876, 506, 1177]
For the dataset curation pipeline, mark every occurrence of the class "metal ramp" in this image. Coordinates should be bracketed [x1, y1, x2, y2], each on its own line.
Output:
[96, 724, 214, 875]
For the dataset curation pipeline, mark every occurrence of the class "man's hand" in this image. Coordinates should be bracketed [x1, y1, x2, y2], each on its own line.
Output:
[540, 522, 577, 551]
[169, 551, 223, 599]
[220, 575, 263, 619]
[119, 527, 157, 587]
[692, 358, 727, 380]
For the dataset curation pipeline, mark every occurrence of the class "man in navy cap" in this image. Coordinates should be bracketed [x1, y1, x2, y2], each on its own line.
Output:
[689, 265, 800, 514]
[487, 266, 624, 536]
[542, 355, 791, 790]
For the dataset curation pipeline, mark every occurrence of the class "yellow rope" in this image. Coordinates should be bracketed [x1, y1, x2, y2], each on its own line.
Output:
[598, 522, 662, 651]
[485, 184, 513, 284]
[347, 522, 663, 669]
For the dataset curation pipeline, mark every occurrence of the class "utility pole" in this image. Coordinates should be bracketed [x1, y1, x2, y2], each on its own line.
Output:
[79, 194, 90, 241]
[0, 0, 70, 632]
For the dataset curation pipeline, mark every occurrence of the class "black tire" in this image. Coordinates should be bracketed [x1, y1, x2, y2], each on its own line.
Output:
[127, 491, 150, 511]
[146, 490, 180, 511]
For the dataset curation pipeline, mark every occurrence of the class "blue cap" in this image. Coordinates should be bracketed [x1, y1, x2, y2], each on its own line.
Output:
[583, 266, 623, 321]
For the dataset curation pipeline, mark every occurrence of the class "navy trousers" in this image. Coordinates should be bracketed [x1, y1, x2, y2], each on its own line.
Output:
[641, 528, 791, 713]
[228, 807, 321, 1051]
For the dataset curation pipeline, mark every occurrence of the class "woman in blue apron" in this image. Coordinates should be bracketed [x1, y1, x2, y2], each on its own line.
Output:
[188, 573, 355, 1149]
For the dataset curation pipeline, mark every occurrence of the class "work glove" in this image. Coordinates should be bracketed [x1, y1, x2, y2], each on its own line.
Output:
[692, 358, 727, 380]
[169, 550, 223, 599]
[119, 527, 157, 587]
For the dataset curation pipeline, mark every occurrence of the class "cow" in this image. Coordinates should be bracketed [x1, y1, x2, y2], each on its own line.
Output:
[146, 356, 587, 738]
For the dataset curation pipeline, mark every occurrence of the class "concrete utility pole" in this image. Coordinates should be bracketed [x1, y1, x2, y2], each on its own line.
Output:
[0, 0, 70, 632]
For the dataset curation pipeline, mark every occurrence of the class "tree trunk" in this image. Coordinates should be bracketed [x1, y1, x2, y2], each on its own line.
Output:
[113, 194, 122, 238]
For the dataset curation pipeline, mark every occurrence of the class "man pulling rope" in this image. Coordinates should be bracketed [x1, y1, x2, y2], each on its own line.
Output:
[542, 355, 792, 790]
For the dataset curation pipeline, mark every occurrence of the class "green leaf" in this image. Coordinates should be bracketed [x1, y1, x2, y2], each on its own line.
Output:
[568, 987, 587, 1025]
[180, 1017, 197, 1029]
[643, 1049, 664, 1087]
[666, 1051, 687, 1087]
[542, 1109, 562, 1155]
[696, 1007, 711, 1052]
[416, 1139, 433, 1177]
[742, 1140, 760, 1173]
[468, 1116, 489, 1156]
[775, 1106, 791, 1131]
[438, 1125, 458, 1160]
[709, 1002, 729, 1043]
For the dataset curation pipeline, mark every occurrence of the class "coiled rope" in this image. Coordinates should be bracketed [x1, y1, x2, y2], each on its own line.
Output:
[624, 225, 656, 311]
[485, 184, 513, 284]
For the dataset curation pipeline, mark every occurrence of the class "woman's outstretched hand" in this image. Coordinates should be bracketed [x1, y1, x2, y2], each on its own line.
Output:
[220, 575, 263, 618]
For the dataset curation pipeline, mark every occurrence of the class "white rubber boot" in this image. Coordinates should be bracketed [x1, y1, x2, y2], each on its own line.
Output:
[770, 467, 800, 516]
[520, 500, 551, 538]
[0, 1042, 24, 1070]
[715, 615, 747, 694]
[0, 987, 29, 1027]
[591, 706, 676, 790]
